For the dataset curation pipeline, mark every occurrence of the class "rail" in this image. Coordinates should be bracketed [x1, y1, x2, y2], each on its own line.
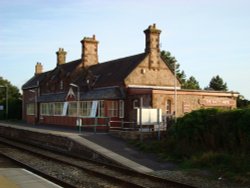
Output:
[0, 137, 197, 188]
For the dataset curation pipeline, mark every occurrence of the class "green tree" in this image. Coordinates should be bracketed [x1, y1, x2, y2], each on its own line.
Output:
[0, 76, 22, 119]
[206, 75, 228, 91]
[161, 50, 186, 84]
[182, 76, 200, 90]
[237, 95, 250, 108]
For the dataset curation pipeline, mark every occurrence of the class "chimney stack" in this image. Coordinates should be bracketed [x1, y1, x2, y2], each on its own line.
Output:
[56, 48, 67, 66]
[144, 24, 161, 69]
[35, 62, 43, 75]
[81, 35, 99, 68]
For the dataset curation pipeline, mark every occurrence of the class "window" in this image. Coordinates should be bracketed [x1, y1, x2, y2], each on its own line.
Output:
[54, 102, 64, 116]
[79, 101, 92, 117]
[60, 81, 64, 90]
[107, 101, 118, 117]
[49, 103, 54, 115]
[41, 103, 49, 115]
[27, 103, 35, 115]
[133, 99, 139, 108]
[68, 102, 77, 116]
[166, 100, 171, 114]
[40, 103, 54, 116]
[97, 101, 105, 117]
[119, 100, 124, 118]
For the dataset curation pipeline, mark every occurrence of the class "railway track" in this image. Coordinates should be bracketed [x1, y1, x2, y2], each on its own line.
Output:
[0, 137, 196, 188]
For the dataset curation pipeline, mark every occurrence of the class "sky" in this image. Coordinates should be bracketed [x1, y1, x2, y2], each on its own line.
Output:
[0, 0, 250, 99]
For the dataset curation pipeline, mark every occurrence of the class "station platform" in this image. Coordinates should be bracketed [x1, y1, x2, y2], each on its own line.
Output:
[0, 122, 159, 173]
[0, 168, 61, 188]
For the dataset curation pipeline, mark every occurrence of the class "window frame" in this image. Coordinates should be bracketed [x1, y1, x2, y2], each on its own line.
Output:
[26, 103, 35, 115]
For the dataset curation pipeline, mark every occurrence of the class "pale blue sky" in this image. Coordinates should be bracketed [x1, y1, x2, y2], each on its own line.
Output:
[0, 0, 250, 99]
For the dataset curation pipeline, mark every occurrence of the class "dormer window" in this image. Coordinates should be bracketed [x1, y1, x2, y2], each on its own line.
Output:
[60, 81, 64, 90]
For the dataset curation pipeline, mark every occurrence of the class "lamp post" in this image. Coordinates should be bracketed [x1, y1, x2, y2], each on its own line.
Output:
[0, 85, 8, 119]
[70, 83, 81, 133]
[174, 61, 177, 123]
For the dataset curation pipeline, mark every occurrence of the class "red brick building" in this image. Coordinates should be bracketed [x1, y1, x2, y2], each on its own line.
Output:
[22, 24, 238, 130]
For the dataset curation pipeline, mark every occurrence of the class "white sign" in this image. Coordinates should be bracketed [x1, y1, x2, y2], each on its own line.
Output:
[0, 105, 4, 111]
[137, 108, 162, 125]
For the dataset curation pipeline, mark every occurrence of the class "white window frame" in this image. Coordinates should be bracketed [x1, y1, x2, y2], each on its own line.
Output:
[40, 103, 54, 116]
[40, 103, 49, 116]
[27, 103, 35, 115]
[107, 101, 118, 117]
[54, 102, 64, 116]
[79, 101, 92, 117]
[68, 102, 77, 117]
[97, 100, 104, 117]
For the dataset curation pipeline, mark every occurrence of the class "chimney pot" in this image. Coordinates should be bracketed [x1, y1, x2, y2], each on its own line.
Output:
[56, 48, 67, 66]
[35, 62, 43, 75]
[81, 34, 99, 68]
[144, 24, 161, 69]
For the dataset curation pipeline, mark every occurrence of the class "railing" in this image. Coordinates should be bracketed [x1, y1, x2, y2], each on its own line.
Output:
[109, 120, 137, 131]
[109, 120, 168, 132]
[76, 117, 110, 133]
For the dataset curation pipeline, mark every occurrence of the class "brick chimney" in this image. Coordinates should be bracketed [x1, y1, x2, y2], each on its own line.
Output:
[56, 48, 67, 66]
[81, 35, 99, 68]
[35, 62, 43, 75]
[144, 24, 161, 69]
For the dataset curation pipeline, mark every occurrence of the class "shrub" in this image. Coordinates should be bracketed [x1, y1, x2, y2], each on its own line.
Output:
[165, 108, 250, 157]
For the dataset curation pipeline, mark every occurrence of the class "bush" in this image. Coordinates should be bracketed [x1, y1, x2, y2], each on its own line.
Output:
[165, 108, 250, 157]
[132, 108, 250, 184]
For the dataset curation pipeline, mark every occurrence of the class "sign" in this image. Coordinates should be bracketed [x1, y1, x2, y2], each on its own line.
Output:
[137, 108, 162, 125]
[199, 98, 235, 107]
[0, 105, 4, 111]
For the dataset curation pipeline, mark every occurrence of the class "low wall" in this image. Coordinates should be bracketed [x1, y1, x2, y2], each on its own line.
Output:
[0, 125, 121, 167]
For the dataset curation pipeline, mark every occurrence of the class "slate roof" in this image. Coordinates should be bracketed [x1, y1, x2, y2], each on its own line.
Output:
[22, 53, 147, 90]
[37, 87, 125, 102]
[80, 87, 125, 100]
[22, 71, 51, 90]
[88, 53, 147, 87]
[37, 92, 66, 102]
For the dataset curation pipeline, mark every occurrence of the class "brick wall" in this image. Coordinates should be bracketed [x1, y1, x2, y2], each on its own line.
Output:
[125, 56, 181, 87]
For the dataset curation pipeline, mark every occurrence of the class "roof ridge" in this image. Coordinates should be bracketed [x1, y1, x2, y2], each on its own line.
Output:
[100, 52, 146, 65]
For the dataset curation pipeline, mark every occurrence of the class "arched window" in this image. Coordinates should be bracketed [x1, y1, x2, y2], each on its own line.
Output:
[166, 100, 171, 114]
[133, 99, 139, 108]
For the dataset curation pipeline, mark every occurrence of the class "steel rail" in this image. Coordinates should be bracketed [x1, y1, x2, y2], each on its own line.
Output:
[0, 137, 196, 188]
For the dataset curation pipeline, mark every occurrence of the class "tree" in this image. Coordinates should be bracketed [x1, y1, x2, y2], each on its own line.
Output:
[237, 95, 250, 108]
[182, 76, 200, 90]
[206, 75, 228, 91]
[0, 76, 22, 119]
[161, 50, 186, 84]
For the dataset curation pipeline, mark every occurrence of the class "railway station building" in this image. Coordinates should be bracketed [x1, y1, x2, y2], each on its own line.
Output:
[22, 24, 238, 130]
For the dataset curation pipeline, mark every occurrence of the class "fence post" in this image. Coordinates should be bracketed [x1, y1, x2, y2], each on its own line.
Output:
[157, 109, 160, 141]
[140, 97, 143, 142]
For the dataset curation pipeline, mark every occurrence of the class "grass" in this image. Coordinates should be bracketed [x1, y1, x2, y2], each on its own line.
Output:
[129, 139, 250, 185]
